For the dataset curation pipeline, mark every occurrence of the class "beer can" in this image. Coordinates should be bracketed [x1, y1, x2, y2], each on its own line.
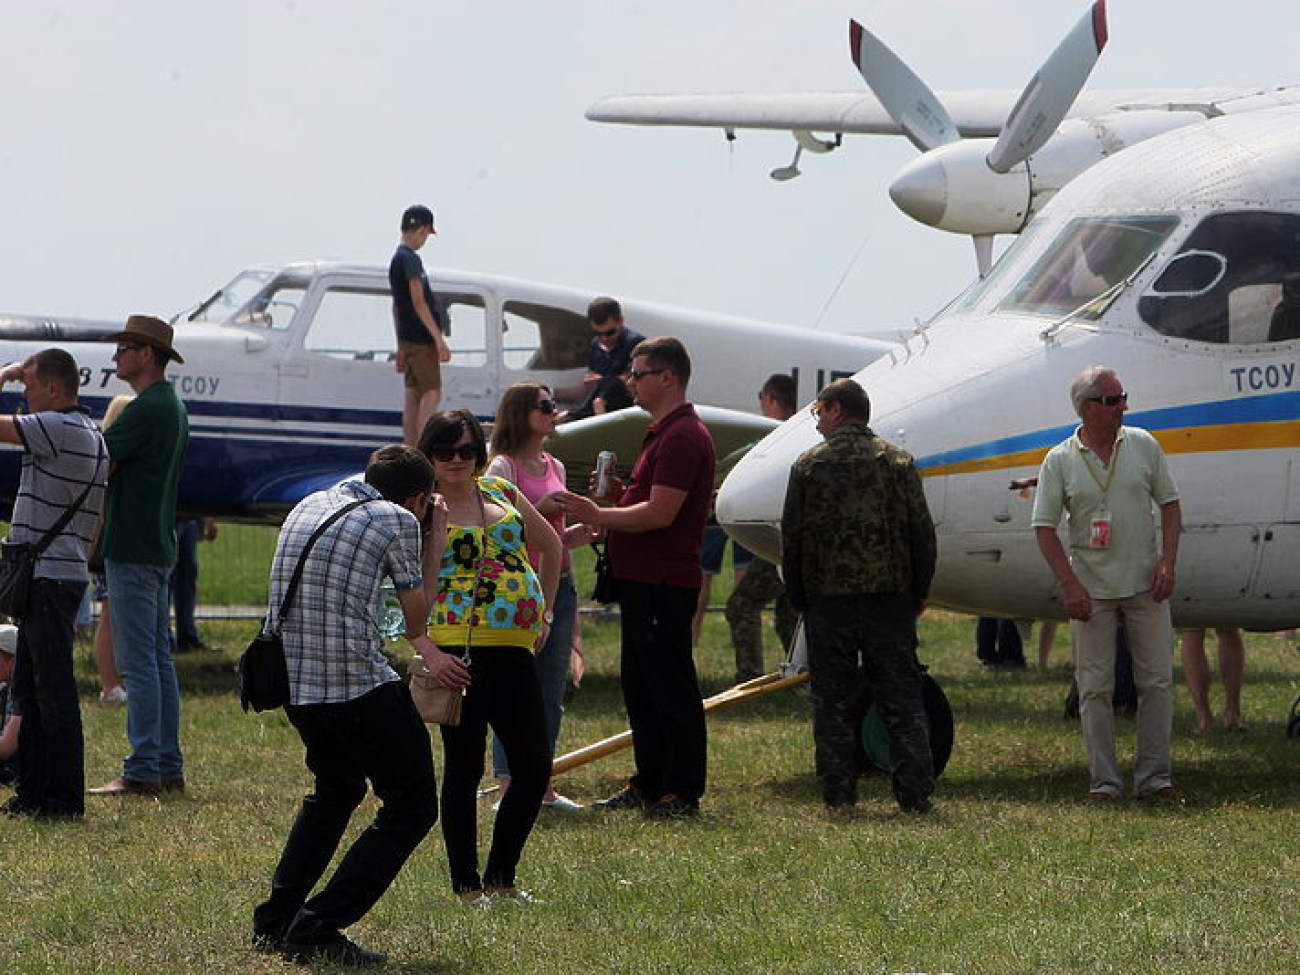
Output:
[594, 451, 617, 499]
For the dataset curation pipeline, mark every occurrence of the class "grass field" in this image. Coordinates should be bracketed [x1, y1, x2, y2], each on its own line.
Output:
[5, 536, 1299, 973]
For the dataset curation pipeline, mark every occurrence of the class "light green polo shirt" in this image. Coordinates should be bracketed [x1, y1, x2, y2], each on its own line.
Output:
[1031, 425, 1179, 600]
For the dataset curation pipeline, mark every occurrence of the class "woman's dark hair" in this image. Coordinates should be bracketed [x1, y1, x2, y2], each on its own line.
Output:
[417, 409, 488, 475]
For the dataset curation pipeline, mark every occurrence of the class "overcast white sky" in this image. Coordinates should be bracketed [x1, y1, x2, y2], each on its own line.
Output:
[0, 1, 1289, 333]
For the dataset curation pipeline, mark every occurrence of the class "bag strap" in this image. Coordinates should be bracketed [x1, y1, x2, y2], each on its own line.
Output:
[30, 439, 106, 555]
[269, 496, 380, 634]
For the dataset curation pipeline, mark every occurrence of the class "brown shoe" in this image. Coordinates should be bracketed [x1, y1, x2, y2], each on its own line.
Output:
[161, 777, 186, 793]
[88, 776, 162, 797]
[1143, 786, 1183, 803]
[1087, 790, 1117, 802]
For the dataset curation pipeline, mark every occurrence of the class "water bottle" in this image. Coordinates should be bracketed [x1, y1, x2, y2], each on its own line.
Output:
[377, 582, 406, 641]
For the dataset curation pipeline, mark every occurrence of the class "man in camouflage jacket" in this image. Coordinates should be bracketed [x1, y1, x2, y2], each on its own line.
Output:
[781, 378, 937, 813]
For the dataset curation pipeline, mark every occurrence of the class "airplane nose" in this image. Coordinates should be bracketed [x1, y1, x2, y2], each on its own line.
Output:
[889, 154, 948, 228]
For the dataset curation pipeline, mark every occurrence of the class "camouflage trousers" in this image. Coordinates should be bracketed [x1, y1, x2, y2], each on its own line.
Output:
[805, 594, 934, 811]
[724, 558, 798, 682]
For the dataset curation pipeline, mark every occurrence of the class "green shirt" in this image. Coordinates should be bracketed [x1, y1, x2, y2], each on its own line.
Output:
[1031, 425, 1179, 600]
[102, 380, 189, 566]
[781, 423, 937, 611]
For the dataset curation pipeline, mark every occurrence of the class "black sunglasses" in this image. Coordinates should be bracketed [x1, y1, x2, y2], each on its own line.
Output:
[428, 444, 479, 463]
[533, 399, 558, 414]
[1087, 393, 1128, 407]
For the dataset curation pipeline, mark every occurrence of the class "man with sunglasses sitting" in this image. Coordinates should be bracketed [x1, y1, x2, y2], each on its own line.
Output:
[557, 296, 644, 423]
[1033, 366, 1182, 803]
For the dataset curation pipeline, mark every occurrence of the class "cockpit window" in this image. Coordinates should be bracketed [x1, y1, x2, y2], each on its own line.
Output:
[1138, 212, 1300, 344]
[998, 216, 1178, 320]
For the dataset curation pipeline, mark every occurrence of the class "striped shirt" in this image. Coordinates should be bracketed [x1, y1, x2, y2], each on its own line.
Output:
[269, 479, 423, 706]
[9, 408, 107, 581]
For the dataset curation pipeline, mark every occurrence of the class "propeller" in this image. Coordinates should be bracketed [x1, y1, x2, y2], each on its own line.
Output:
[849, 1, 1109, 275]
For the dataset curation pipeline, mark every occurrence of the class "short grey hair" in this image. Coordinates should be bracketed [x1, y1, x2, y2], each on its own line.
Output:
[1070, 366, 1118, 417]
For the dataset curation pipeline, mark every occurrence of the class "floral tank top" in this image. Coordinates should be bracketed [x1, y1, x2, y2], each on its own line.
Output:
[431, 475, 544, 650]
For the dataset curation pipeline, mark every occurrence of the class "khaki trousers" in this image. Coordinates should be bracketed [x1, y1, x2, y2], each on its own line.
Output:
[1070, 590, 1174, 797]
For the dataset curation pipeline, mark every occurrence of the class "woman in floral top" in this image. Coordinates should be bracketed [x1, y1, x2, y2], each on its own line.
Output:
[418, 410, 561, 908]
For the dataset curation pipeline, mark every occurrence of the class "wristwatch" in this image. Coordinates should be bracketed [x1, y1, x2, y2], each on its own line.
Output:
[543, 611, 554, 625]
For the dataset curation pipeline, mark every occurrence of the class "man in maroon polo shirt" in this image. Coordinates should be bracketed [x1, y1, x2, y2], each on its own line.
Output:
[557, 337, 715, 817]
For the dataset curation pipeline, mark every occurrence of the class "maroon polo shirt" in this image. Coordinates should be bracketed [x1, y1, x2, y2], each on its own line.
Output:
[608, 402, 716, 589]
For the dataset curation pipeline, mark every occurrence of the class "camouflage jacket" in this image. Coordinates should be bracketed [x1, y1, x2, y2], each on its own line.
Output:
[780, 423, 936, 611]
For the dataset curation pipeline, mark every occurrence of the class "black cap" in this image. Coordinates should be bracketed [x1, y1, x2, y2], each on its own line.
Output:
[401, 204, 435, 232]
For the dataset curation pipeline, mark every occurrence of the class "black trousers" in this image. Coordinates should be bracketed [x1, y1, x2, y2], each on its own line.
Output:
[440, 645, 551, 893]
[617, 581, 708, 802]
[13, 578, 86, 816]
[253, 681, 437, 944]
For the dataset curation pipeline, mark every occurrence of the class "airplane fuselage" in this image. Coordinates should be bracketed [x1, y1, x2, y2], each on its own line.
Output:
[718, 107, 1300, 629]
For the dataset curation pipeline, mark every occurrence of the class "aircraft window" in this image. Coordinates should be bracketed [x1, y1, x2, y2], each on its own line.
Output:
[1138, 211, 1300, 344]
[303, 288, 394, 358]
[999, 216, 1178, 320]
[233, 286, 304, 330]
[189, 269, 278, 324]
[502, 301, 589, 372]
[438, 293, 488, 368]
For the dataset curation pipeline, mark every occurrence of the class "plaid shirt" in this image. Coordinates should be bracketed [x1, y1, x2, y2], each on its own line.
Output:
[269, 480, 423, 705]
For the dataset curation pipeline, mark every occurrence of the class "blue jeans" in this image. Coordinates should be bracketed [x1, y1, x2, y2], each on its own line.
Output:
[107, 560, 182, 783]
[493, 573, 576, 779]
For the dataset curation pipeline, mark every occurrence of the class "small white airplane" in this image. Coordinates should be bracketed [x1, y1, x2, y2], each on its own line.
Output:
[590, 4, 1300, 630]
[0, 262, 888, 518]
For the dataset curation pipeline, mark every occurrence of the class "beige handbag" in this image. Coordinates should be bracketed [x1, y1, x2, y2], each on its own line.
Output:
[409, 654, 464, 725]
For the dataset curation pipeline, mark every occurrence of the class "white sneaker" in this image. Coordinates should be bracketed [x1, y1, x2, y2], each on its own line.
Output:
[100, 686, 128, 704]
[543, 794, 584, 813]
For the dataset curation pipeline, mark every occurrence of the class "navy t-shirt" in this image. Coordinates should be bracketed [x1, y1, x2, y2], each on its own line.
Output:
[590, 327, 645, 378]
[388, 244, 444, 344]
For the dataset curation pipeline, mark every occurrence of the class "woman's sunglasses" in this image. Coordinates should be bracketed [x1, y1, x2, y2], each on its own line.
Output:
[533, 399, 558, 414]
[428, 444, 479, 463]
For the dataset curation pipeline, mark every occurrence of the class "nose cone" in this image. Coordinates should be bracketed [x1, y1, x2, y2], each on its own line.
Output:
[889, 153, 949, 228]
[715, 410, 823, 565]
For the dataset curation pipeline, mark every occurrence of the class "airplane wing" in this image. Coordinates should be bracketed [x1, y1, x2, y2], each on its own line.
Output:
[586, 87, 1251, 137]
[547, 406, 781, 493]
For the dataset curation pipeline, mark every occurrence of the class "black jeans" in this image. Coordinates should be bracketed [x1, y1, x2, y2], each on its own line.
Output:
[440, 645, 550, 893]
[253, 681, 437, 943]
[617, 581, 708, 802]
[13, 578, 86, 816]
[805, 594, 934, 811]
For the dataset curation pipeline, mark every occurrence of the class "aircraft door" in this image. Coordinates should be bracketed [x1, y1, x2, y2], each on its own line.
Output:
[434, 289, 498, 419]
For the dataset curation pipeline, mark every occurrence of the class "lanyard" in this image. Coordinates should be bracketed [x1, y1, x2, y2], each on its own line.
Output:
[1078, 434, 1121, 500]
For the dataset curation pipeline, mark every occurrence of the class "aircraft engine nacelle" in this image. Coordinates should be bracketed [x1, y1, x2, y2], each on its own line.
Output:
[888, 110, 1208, 237]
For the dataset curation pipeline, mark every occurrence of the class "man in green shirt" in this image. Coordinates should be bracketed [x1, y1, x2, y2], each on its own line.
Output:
[89, 316, 190, 798]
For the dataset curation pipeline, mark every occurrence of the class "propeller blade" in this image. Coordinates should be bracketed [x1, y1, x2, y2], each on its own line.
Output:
[986, 0, 1109, 174]
[849, 18, 958, 153]
[972, 234, 996, 279]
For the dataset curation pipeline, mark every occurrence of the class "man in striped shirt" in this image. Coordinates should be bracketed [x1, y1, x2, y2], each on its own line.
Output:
[0, 349, 107, 821]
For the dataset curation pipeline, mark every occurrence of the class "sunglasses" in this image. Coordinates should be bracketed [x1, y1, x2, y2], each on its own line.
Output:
[596, 327, 619, 338]
[533, 399, 558, 414]
[115, 343, 145, 354]
[628, 367, 665, 380]
[428, 444, 479, 463]
[1087, 393, 1128, 407]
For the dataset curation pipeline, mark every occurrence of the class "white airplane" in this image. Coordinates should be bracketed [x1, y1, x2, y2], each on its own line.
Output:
[591, 5, 1300, 630]
[0, 261, 888, 518]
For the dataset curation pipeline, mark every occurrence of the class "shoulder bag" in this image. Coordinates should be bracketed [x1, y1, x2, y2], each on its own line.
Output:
[0, 444, 104, 621]
[239, 497, 377, 713]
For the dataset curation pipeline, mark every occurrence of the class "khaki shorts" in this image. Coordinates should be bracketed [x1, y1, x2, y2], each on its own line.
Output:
[400, 340, 443, 392]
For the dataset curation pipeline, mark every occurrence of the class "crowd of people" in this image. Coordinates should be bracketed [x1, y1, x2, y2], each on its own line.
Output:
[0, 202, 1264, 966]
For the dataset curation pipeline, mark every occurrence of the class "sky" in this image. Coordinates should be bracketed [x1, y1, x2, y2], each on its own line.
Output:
[0, 1, 1291, 335]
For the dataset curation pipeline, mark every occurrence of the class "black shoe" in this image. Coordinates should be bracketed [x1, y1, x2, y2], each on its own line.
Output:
[282, 933, 386, 966]
[899, 798, 934, 815]
[596, 785, 649, 811]
[179, 639, 212, 654]
[645, 793, 699, 818]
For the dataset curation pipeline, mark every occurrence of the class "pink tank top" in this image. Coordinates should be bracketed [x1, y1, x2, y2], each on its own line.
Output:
[503, 453, 571, 573]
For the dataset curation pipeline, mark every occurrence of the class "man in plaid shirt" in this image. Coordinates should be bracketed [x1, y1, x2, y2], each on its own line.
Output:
[253, 445, 470, 966]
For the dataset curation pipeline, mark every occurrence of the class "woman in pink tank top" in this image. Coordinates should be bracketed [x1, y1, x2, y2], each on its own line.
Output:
[485, 383, 599, 811]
